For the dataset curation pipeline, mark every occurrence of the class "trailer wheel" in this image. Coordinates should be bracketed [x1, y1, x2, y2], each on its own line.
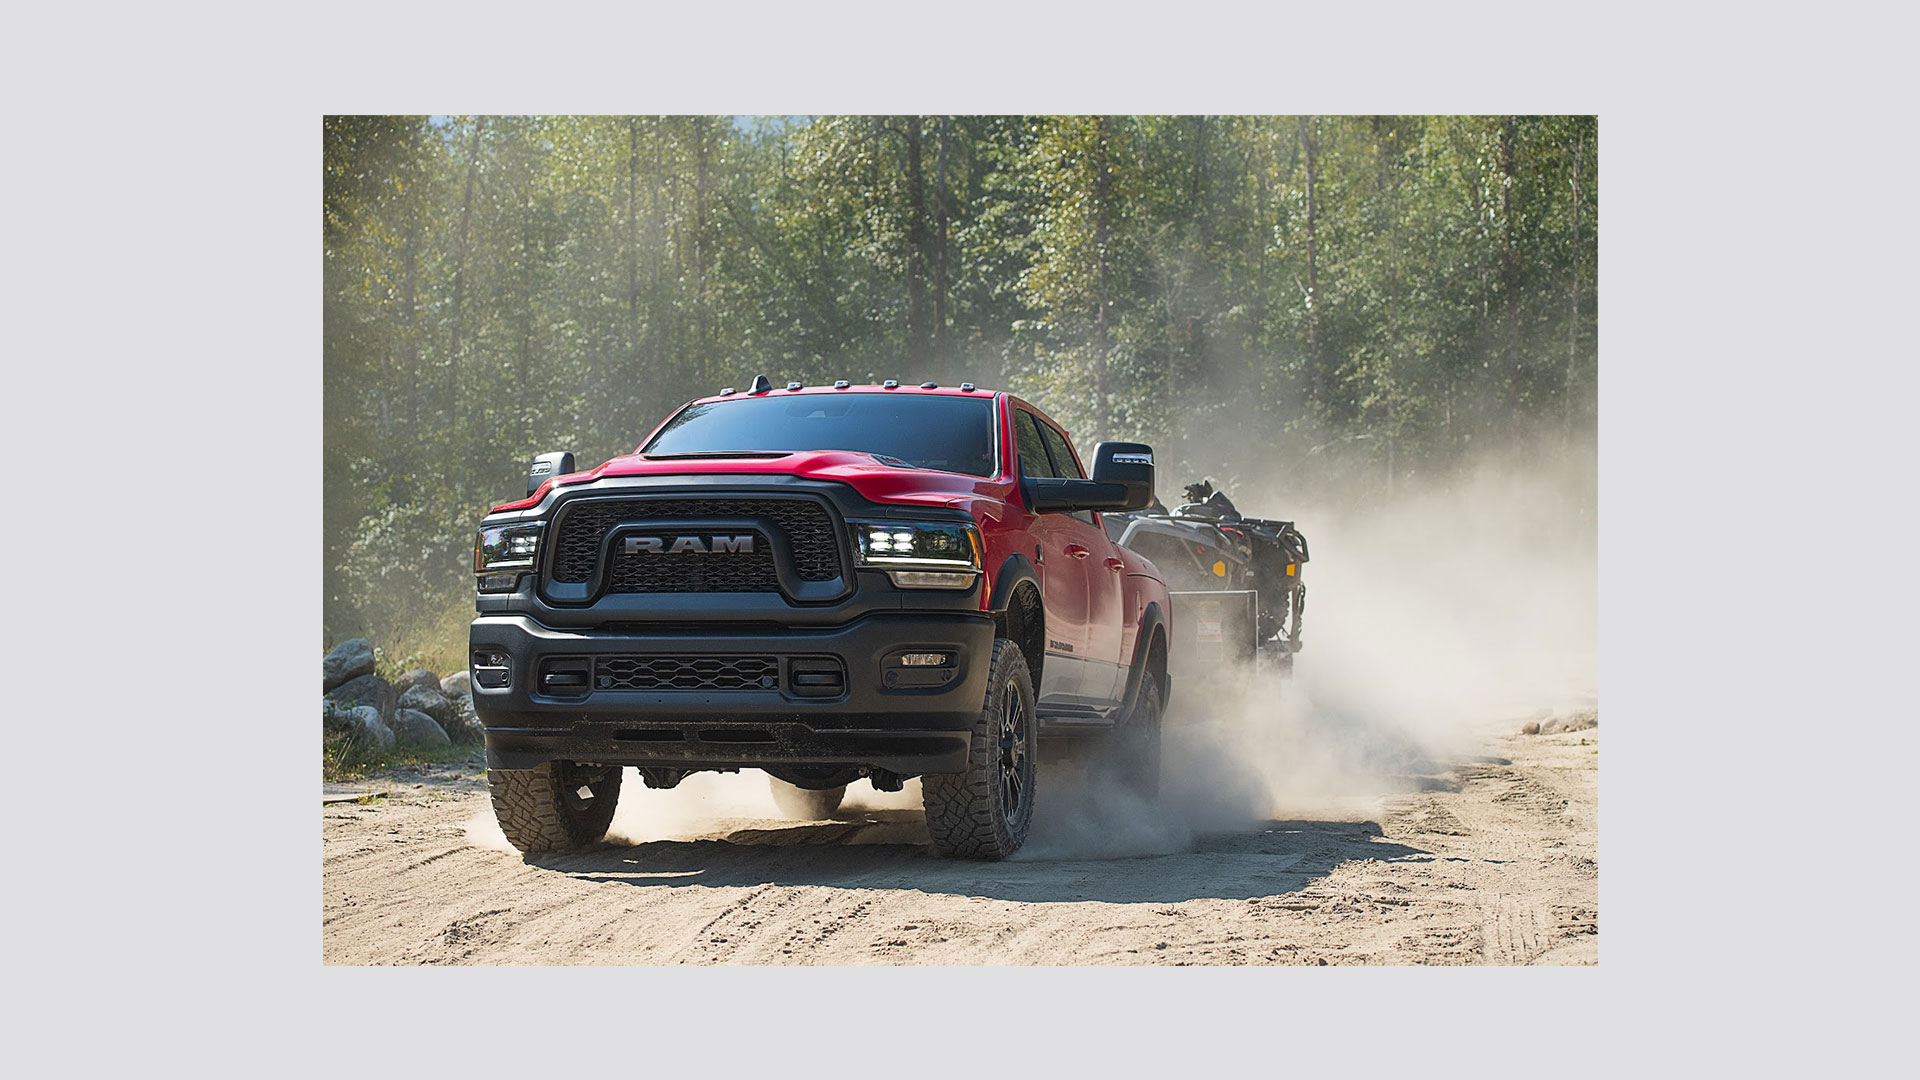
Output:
[768, 777, 847, 820]
[922, 639, 1036, 860]
[488, 760, 622, 855]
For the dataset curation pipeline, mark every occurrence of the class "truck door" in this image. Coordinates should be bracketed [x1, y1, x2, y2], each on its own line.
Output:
[1036, 419, 1126, 707]
[1015, 409, 1093, 706]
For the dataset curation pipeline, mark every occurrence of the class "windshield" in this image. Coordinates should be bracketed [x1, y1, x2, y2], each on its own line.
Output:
[643, 393, 998, 477]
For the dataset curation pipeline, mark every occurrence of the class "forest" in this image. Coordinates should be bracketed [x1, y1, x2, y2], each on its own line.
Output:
[323, 114, 1597, 654]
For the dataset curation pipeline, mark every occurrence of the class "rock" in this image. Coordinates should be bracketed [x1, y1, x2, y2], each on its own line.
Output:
[448, 691, 477, 723]
[322, 638, 376, 691]
[440, 671, 471, 700]
[393, 668, 440, 697]
[446, 712, 485, 744]
[391, 708, 451, 749]
[325, 673, 394, 722]
[1521, 721, 1541, 736]
[442, 694, 482, 743]
[349, 705, 395, 751]
[397, 685, 453, 725]
[323, 700, 356, 734]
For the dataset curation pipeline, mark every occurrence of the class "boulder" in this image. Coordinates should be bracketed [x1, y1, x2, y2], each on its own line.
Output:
[393, 668, 441, 697]
[322, 638, 376, 692]
[323, 699, 356, 734]
[325, 673, 394, 722]
[397, 685, 454, 725]
[445, 693, 481, 737]
[391, 708, 452, 749]
[440, 671, 471, 700]
[349, 705, 395, 751]
[446, 712, 485, 744]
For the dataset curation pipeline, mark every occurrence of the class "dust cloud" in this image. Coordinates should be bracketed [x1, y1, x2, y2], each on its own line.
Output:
[1019, 442, 1598, 860]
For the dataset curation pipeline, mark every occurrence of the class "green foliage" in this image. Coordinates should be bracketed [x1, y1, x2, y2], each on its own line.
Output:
[324, 115, 1597, 646]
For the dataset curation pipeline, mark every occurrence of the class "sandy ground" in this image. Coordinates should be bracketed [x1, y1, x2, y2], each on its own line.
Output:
[322, 707, 1597, 965]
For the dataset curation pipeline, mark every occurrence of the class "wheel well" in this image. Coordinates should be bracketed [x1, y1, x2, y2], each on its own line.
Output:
[995, 582, 1045, 690]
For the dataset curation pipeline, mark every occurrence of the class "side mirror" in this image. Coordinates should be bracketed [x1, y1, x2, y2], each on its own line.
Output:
[1090, 442, 1155, 512]
[527, 451, 575, 497]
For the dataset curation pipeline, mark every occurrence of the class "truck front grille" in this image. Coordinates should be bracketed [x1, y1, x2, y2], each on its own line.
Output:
[548, 497, 841, 593]
[604, 537, 781, 594]
[595, 655, 779, 692]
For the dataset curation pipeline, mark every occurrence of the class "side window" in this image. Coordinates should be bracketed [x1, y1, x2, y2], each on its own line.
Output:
[1037, 421, 1096, 526]
[1015, 411, 1054, 480]
[1038, 423, 1084, 479]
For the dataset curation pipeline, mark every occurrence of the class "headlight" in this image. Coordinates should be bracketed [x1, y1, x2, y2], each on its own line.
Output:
[475, 522, 542, 591]
[849, 518, 982, 589]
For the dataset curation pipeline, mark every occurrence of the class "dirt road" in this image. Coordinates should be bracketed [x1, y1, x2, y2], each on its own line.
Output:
[322, 705, 1597, 965]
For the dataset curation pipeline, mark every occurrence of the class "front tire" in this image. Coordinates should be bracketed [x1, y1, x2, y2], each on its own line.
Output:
[768, 777, 847, 820]
[488, 760, 622, 855]
[922, 639, 1037, 860]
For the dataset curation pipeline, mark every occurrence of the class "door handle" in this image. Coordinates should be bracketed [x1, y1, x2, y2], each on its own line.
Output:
[1104, 557, 1124, 572]
[1065, 544, 1090, 560]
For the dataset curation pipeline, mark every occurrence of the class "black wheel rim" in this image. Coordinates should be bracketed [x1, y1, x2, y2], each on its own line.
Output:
[997, 678, 1033, 827]
[559, 763, 614, 818]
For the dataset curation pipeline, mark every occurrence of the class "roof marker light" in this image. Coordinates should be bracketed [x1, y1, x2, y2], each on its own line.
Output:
[883, 379, 899, 390]
[834, 380, 850, 389]
[720, 387, 736, 395]
[960, 382, 975, 392]
[787, 381, 802, 391]
[920, 381, 937, 389]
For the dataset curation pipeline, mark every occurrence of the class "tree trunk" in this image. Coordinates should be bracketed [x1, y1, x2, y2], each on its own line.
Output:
[1092, 117, 1113, 443]
[904, 116, 930, 372]
[933, 115, 951, 374]
[1191, 115, 1205, 207]
[1498, 115, 1522, 423]
[649, 119, 665, 376]
[627, 117, 640, 377]
[402, 222, 419, 436]
[449, 118, 483, 487]
[1565, 120, 1586, 443]
[1298, 115, 1321, 409]
[694, 118, 711, 388]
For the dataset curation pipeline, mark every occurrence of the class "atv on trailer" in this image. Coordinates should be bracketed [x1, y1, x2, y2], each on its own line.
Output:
[1103, 480, 1308, 677]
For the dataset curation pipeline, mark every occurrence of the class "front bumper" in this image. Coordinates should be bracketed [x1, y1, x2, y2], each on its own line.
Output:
[470, 611, 994, 773]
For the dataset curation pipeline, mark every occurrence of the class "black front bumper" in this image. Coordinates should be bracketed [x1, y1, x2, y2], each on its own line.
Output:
[471, 611, 994, 773]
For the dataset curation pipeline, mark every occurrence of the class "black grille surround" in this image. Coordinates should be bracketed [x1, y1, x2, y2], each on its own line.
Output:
[552, 497, 840, 583]
[596, 655, 779, 692]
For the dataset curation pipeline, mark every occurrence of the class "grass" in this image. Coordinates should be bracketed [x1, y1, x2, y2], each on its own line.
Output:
[367, 595, 473, 683]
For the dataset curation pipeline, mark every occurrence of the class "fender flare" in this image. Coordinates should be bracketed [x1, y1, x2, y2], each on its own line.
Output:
[989, 552, 1041, 615]
[1118, 597, 1168, 716]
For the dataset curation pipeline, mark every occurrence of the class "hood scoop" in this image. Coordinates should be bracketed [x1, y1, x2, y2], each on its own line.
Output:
[640, 451, 793, 461]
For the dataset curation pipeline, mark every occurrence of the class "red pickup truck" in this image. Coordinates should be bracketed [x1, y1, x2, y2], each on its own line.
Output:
[470, 376, 1170, 860]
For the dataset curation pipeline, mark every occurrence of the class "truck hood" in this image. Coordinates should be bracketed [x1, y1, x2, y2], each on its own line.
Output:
[493, 449, 1013, 515]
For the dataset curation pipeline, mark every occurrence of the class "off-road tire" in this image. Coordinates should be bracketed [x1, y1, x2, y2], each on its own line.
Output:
[922, 639, 1036, 860]
[768, 778, 847, 820]
[488, 760, 622, 855]
[1113, 669, 1163, 799]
